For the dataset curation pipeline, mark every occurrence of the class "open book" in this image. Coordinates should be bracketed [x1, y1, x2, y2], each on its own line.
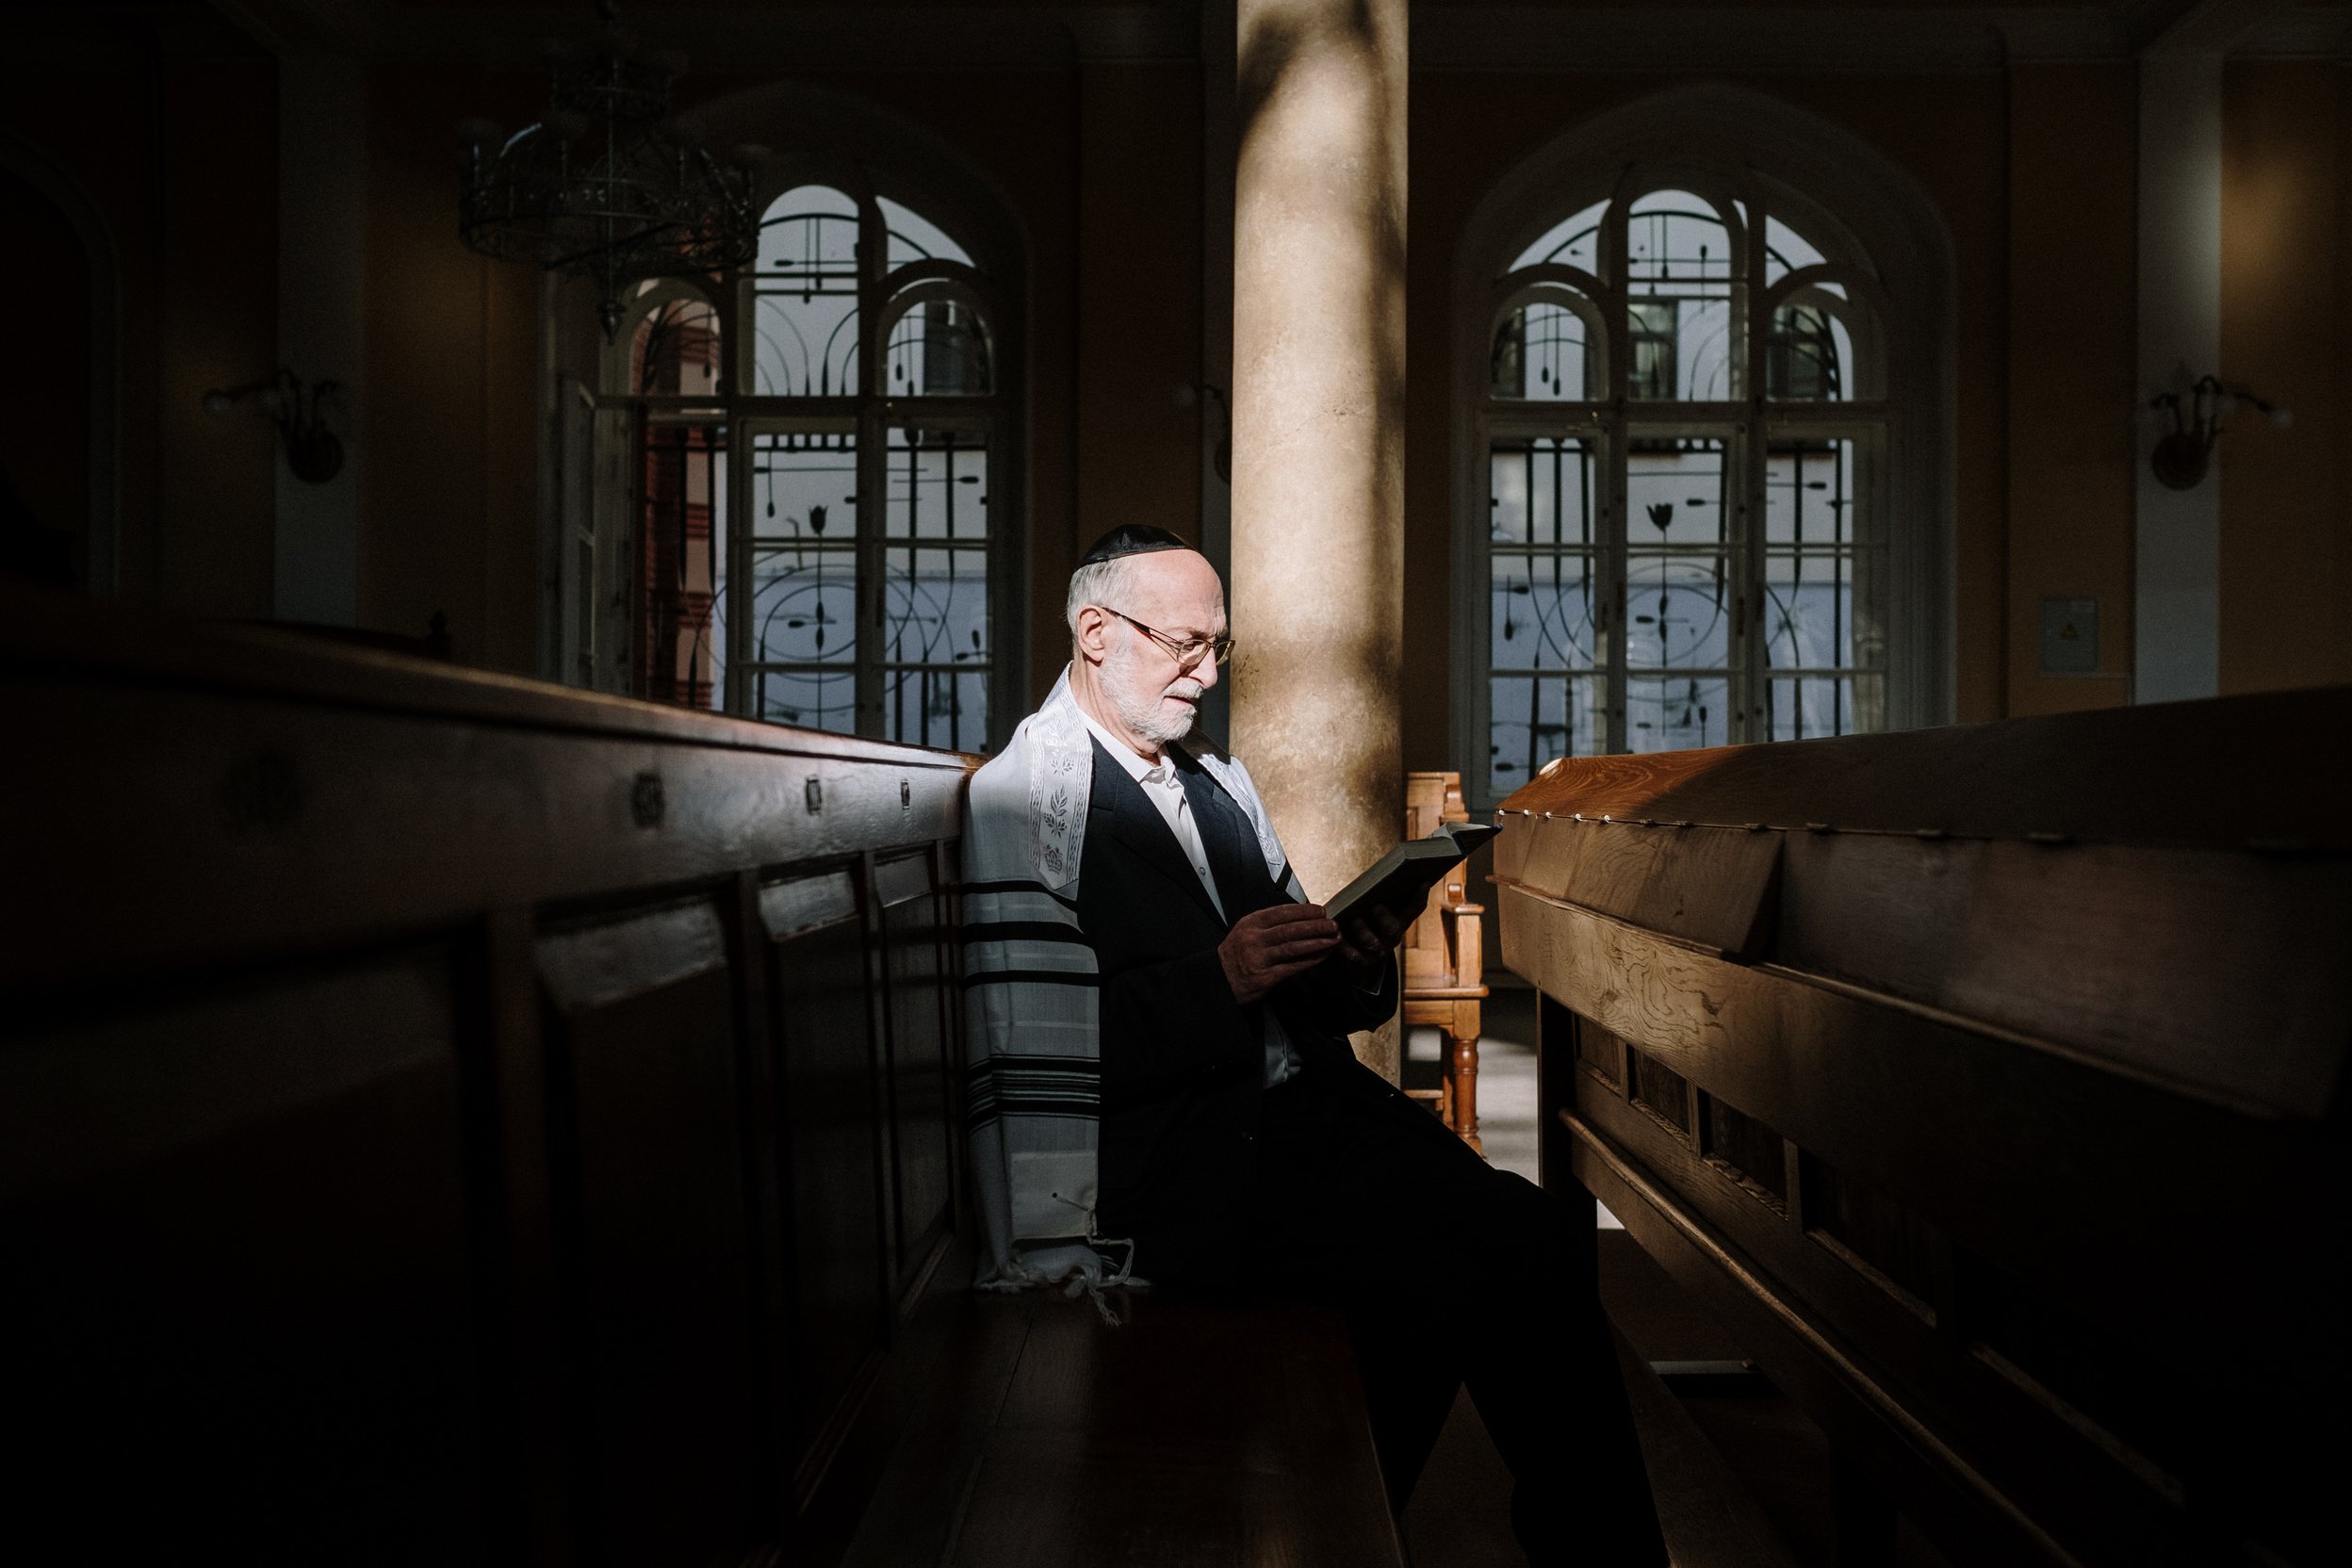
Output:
[1324, 820, 1500, 926]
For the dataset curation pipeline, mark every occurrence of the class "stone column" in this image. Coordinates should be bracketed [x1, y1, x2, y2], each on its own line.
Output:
[1229, 0, 1408, 1080]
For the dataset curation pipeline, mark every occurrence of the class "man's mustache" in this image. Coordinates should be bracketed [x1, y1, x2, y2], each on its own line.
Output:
[1163, 680, 1205, 702]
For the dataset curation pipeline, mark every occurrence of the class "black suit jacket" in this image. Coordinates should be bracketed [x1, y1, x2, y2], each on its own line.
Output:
[1077, 737, 1398, 1291]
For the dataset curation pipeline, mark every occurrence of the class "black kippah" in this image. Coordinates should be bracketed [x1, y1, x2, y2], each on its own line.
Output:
[1078, 524, 1194, 566]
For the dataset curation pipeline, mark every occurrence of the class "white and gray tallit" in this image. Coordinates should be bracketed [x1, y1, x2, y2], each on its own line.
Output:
[960, 667, 1298, 1290]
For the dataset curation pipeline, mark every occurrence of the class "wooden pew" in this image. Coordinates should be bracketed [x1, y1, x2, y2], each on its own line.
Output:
[0, 585, 970, 1562]
[0, 584, 1399, 1566]
[1494, 691, 2352, 1568]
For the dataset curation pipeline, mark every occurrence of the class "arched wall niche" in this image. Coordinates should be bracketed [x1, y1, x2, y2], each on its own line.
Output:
[1451, 82, 1957, 793]
[680, 82, 1027, 288]
[0, 129, 120, 596]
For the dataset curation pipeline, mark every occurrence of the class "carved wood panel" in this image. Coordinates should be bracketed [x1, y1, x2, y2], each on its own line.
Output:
[0, 946, 486, 1559]
[538, 897, 760, 1565]
[876, 850, 956, 1295]
[762, 869, 888, 1494]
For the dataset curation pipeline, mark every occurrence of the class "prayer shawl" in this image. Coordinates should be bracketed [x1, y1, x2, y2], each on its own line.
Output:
[961, 668, 1304, 1291]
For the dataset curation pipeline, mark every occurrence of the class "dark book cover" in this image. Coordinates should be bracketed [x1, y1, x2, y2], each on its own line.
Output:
[1324, 821, 1499, 924]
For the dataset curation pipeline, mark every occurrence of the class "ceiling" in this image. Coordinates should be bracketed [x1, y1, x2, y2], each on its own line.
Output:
[17, 1, 2350, 72]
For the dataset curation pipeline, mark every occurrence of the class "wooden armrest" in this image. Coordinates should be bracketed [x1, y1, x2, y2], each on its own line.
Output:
[1440, 904, 1484, 988]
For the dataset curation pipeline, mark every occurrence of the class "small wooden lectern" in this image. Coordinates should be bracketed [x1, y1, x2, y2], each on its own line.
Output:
[1399, 771, 1489, 1151]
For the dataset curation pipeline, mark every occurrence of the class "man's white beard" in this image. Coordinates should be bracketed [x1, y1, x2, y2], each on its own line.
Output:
[1105, 642, 1202, 743]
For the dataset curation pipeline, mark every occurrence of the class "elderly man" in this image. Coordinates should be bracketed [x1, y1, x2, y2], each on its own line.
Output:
[962, 525, 1664, 1567]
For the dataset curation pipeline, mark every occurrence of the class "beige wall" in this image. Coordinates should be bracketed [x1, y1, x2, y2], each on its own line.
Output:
[2006, 61, 2138, 718]
[2220, 58, 2350, 697]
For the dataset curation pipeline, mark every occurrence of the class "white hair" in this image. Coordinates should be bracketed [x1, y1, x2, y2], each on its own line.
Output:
[1065, 555, 1143, 636]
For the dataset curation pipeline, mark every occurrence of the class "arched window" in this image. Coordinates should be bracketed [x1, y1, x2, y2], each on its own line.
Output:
[597, 281, 726, 710]
[574, 172, 1010, 752]
[1463, 129, 1943, 805]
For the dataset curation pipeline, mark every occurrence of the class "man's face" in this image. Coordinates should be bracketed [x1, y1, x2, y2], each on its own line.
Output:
[1099, 550, 1228, 744]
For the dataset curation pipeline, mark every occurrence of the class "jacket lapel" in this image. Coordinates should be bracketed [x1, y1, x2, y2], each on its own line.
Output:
[1086, 739, 1227, 926]
[1172, 750, 1285, 920]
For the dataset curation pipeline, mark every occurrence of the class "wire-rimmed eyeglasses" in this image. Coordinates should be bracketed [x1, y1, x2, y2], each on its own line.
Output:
[1099, 607, 1234, 670]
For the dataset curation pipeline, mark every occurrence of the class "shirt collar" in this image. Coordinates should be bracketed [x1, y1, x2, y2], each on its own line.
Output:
[1078, 706, 1178, 785]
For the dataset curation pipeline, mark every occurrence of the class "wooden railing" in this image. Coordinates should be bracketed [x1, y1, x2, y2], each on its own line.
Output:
[0, 585, 975, 1564]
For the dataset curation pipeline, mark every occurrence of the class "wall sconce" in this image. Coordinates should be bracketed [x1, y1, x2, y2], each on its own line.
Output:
[2148, 373, 2290, 491]
[203, 369, 345, 484]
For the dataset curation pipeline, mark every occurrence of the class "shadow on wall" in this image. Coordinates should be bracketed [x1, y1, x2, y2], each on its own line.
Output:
[0, 159, 93, 592]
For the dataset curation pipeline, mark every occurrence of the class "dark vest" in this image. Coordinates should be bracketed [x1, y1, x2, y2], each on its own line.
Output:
[1075, 738, 1393, 1291]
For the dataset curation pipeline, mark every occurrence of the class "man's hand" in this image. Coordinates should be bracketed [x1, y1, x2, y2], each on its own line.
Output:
[1218, 904, 1340, 1004]
[1334, 901, 1411, 988]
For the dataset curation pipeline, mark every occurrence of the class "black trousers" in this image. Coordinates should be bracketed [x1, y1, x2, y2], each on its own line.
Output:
[1240, 1069, 1668, 1568]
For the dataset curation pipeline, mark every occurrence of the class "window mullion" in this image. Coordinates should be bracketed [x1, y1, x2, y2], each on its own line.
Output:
[1603, 412, 1628, 755]
[714, 268, 748, 718]
[1739, 410, 1767, 743]
[854, 407, 885, 737]
[1602, 199, 1630, 757]
[726, 415, 750, 717]
[854, 195, 888, 738]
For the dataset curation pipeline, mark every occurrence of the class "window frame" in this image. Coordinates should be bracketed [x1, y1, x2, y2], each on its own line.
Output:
[1457, 137, 1944, 810]
[578, 168, 1021, 753]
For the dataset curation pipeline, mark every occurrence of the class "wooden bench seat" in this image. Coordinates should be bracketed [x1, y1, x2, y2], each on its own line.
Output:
[845, 1290, 1407, 1568]
[1616, 1331, 1805, 1568]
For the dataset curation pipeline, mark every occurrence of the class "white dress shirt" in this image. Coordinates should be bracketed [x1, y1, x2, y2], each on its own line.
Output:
[1080, 709, 1305, 1087]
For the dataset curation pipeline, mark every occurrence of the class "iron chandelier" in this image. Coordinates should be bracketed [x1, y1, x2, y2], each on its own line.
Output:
[458, 1, 759, 340]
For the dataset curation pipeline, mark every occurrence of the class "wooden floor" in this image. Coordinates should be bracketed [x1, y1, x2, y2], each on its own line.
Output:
[843, 1288, 1407, 1568]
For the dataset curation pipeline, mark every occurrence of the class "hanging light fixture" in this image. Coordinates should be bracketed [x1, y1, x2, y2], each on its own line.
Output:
[458, 0, 760, 341]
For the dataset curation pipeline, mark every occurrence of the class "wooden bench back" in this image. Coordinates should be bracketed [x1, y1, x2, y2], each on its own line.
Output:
[1494, 690, 2352, 1568]
[1401, 769, 1473, 989]
[0, 585, 976, 1565]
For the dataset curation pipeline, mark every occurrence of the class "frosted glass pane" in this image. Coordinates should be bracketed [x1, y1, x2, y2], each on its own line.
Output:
[1491, 552, 1601, 672]
[1490, 674, 1600, 796]
[1762, 215, 1826, 286]
[1509, 199, 1607, 273]
[1625, 676, 1728, 752]
[879, 195, 973, 269]
[1489, 438, 1598, 548]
